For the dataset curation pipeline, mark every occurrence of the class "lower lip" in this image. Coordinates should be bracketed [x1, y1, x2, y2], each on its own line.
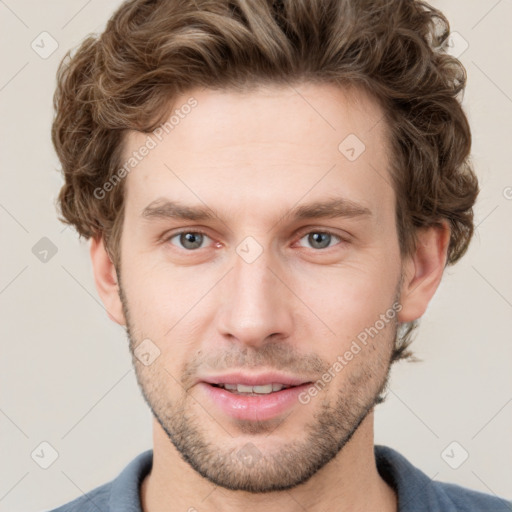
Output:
[198, 382, 311, 422]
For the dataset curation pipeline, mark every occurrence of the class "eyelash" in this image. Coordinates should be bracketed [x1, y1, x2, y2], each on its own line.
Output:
[164, 229, 213, 250]
[294, 228, 347, 248]
[163, 228, 347, 251]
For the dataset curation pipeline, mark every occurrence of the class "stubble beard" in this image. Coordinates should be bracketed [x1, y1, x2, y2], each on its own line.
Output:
[119, 281, 396, 493]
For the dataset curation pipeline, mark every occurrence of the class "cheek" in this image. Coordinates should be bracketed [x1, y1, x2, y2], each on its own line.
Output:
[122, 253, 198, 316]
[292, 261, 400, 358]
[298, 259, 399, 319]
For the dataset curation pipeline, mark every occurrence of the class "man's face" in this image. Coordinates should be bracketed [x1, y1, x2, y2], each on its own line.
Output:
[118, 83, 404, 492]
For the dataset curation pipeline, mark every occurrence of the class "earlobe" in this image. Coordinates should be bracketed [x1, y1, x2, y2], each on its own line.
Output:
[398, 221, 451, 324]
[89, 236, 126, 326]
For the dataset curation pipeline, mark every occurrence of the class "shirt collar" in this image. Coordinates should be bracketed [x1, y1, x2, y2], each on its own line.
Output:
[108, 445, 456, 512]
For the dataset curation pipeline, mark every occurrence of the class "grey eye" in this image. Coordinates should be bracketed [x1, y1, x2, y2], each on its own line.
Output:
[169, 232, 210, 250]
[298, 232, 340, 250]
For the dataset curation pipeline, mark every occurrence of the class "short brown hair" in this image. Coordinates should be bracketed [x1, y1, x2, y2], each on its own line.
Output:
[51, 0, 478, 362]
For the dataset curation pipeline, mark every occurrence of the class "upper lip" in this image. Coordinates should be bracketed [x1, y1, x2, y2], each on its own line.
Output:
[200, 372, 312, 387]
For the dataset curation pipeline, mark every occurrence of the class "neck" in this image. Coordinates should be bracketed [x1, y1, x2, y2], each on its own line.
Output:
[141, 412, 397, 512]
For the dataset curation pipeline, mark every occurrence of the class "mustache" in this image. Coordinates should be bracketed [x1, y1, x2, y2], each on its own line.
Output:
[180, 342, 331, 388]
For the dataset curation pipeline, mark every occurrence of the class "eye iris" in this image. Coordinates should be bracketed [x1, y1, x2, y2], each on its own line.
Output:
[180, 232, 203, 250]
[308, 232, 331, 249]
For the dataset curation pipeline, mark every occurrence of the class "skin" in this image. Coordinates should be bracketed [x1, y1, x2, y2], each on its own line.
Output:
[90, 82, 450, 512]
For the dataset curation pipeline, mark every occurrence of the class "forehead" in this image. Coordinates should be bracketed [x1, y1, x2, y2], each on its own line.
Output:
[121, 82, 394, 225]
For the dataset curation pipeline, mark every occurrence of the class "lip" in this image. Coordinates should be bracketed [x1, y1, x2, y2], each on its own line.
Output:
[200, 371, 310, 387]
[197, 372, 313, 422]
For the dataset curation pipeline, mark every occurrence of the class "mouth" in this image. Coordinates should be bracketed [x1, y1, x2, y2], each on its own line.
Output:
[198, 373, 314, 421]
[209, 382, 299, 396]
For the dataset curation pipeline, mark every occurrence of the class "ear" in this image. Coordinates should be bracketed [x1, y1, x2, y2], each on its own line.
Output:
[398, 220, 451, 323]
[89, 236, 126, 326]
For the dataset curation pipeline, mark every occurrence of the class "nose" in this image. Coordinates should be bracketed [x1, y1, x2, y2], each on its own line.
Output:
[215, 248, 294, 348]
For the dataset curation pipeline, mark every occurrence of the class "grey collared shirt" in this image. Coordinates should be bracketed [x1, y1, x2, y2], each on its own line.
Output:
[46, 445, 511, 512]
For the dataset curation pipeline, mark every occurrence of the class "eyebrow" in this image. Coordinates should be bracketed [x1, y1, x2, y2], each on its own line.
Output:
[141, 197, 372, 224]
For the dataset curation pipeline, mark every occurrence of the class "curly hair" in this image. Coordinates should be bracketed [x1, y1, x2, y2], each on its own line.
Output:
[51, 0, 478, 363]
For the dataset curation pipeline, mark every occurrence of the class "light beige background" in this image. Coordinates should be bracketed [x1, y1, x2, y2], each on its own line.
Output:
[0, 1, 511, 511]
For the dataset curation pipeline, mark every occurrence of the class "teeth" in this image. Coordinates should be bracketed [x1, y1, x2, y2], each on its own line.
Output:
[252, 384, 273, 394]
[217, 383, 289, 394]
[237, 384, 254, 393]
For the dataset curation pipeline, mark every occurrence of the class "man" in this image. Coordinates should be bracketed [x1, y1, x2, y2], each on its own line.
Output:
[49, 0, 510, 511]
